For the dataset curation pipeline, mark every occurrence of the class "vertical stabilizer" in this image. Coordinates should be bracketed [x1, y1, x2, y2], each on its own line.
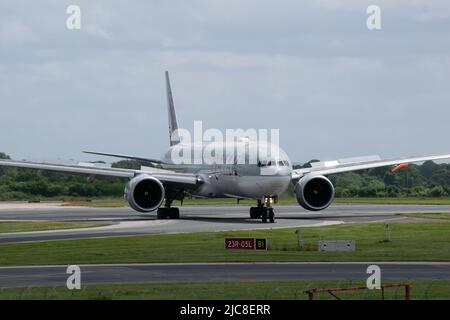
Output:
[165, 71, 180, 146]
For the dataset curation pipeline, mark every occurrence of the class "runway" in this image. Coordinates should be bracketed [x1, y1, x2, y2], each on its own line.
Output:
[1, 203, 450, 243]
[0, 262, 449, 288]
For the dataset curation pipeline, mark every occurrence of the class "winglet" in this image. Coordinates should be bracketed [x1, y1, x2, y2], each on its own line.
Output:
[165, 71, 180, 146]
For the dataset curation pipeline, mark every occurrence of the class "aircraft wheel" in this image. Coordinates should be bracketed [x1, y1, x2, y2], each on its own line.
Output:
[157, 207, 180, 219]
[261, 209, 268, 223]
[268, 208, 275, 223]
[250, 207, 259, 219]
[168, 207, 180, 219]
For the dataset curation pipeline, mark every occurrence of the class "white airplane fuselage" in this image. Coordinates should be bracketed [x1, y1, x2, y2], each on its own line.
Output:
[160, 140, 292, 199]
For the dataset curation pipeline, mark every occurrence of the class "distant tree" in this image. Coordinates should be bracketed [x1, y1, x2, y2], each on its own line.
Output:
[0, 152, 10, 160]
[431, 169, 450, 189]
[428, 185, 446, 197]
[419, 160, 442, 179]
[386, 185, 400, 197]
[0, 152, 11, 175]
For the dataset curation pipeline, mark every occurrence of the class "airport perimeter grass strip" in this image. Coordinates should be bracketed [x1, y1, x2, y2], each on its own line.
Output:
[0, 279, 448, 300]
[0, 221, 449, 266]
[400, 213, 450, 220]
[0, 221, 110, 234]
[334, 197, 450, 205]
[60, 197, 450, 208]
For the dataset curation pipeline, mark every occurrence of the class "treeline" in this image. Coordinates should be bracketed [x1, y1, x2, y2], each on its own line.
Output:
[0, 152, 127, 200]
[294, 160, 450, 198]
[0, 152, 449, 200]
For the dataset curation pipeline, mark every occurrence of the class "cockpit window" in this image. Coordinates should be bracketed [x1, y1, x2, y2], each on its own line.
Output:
[258, 160, 281, 167]
[283, 160, 290, 166]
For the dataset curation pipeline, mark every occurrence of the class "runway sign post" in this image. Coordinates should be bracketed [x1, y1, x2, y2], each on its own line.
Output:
[224, 238, 268, 250]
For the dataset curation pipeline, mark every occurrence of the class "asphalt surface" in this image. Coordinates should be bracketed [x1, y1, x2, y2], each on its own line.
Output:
[1, 204, 449, 290]
[1, 203, 450, 243]
[0, 262, 449, 288]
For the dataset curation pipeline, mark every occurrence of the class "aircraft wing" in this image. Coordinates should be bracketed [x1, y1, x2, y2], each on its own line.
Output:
[0, 159, 200, 188]
[292, 153, 450, 180]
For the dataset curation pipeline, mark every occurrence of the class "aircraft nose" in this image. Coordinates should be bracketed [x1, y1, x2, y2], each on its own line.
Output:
[276, 165, 291, 176]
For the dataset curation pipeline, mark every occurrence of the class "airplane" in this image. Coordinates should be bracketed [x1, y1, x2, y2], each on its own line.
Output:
[1, 71, 450, 223]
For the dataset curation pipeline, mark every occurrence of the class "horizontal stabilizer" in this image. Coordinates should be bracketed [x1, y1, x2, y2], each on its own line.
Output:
[83, 151, 163, 164]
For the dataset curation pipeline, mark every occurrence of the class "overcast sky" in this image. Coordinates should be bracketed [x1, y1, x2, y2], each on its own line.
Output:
[0, 0, 449, 164]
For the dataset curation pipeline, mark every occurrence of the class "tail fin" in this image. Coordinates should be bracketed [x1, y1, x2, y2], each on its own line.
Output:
[165, 71, 180, 146]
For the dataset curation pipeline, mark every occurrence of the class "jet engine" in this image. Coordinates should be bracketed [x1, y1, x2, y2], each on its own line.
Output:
[295, 175, 335, 211]
[124, 175, 165, 212]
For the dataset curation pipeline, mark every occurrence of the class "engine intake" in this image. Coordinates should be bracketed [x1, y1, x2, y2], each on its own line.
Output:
[125, 175, 165, 212]
[295, 175, 334, 211]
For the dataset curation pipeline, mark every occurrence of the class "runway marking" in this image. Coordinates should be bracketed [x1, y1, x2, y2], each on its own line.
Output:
[0, 219, 175, 236]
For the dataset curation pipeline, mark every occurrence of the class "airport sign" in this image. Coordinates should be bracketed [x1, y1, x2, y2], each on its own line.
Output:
[224, 238, 268, 250]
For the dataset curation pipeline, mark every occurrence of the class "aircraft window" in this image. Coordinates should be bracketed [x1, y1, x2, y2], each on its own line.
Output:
[283, 160, 290, 166]
[278, 161, 284, 166]
[258, 160, 278, 167]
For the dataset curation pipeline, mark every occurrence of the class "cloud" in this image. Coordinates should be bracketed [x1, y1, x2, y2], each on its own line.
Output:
[85, 24, 113, 40]
[0, 20, 38, 45]
[0, 1, 449, 163]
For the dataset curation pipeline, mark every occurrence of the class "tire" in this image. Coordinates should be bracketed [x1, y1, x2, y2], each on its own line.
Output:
[157, 207, 180, 219]
[169, 208, 180, 219]
[250, 207, 258, 219]
[261, 209, 268, 223]
[268, 208, 275, 223]
[157, 208, 168, 219]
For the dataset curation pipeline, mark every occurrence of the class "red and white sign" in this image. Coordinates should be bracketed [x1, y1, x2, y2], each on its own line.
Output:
[224, 238, 268, 250]
[224, 238, 255, 250]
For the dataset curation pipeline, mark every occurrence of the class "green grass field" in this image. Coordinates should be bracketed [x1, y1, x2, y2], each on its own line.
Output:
[0, 221, 110, 233]
[0, 279, 447, 300]
[0, 221, 449, 266]
[334, 197, 450, 205]
[60, 197, 450, 208]
[401, 213, 450, 220]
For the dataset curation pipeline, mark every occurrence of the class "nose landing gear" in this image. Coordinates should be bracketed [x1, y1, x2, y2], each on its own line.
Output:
[249, 198, 276, 223]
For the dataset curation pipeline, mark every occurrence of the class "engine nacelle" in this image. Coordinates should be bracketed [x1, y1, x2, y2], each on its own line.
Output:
[295, 175, 335, 211]
[124, 175, 165, 213]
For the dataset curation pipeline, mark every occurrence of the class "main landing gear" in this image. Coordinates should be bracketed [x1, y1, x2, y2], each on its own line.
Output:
[157, 199, 180, 219]
[249, 198, 276, 223]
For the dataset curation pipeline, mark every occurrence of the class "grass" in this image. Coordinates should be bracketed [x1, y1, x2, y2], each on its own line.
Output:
[0, 280, 448, 300]
[62, 200, 128, 208]
[62, 198, 267, 207]
[0, 221, 110, 233]
[335, 197, 450, 205]
[401, 213, 450, 220]
[60, 197, 450, 208]
[0, 222, 450, 266]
